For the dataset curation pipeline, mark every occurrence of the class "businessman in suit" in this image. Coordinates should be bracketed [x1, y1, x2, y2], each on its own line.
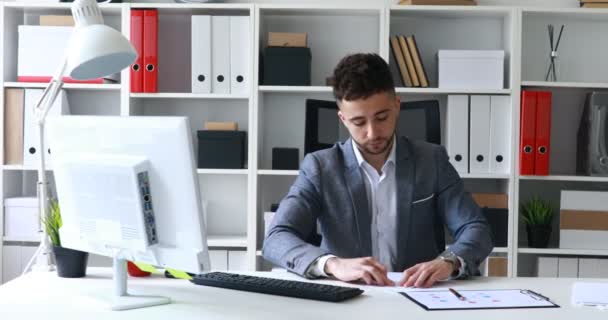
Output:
[263, 53, 493, 288]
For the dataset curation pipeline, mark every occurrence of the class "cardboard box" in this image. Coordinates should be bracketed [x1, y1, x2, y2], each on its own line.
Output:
[39, 15, 74, 26]
[268, 32, 307, 47]
[560, 190, 608, 249]
[486, 256, 508, 277]
[205, 121, 238, 131]
[472, 193, 508, 209]
[438, 50, 504, 89]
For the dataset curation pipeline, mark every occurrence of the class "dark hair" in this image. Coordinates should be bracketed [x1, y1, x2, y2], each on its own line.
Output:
[330, 53, 395, 102]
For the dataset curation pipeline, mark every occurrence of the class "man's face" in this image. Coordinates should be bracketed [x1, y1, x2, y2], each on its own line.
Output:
[337, 92, 400, 156]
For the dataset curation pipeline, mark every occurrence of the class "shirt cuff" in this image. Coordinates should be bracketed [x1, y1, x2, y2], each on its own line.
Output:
[305, 254, 337, 278]
[450, 256, 466, 279]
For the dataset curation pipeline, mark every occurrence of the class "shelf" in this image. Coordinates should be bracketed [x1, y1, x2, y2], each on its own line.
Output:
[459, 173, 511, 179]
[4, 1, 123, 12]
[518, 248, 608, 256]
[396, 87, 511, 95]
[258, 86, 512, 95]
[522, 7, 608, 18]
[258, 5, 381, 16]
[519, 175, 608, 183]
[2, 165, 51, 172]
[391, 5, 513, 18]
[258, 86, 332, 94]
[4, 82, 121, 91]
[130, 3, 252, 10]
[207, 235, 248, 248]
[131, 93, 249, 100]
[257, 170, 299, 176]
[197, 169, 249, 175]
[521, 81, 608, 89]
[3, 236, 40, 243]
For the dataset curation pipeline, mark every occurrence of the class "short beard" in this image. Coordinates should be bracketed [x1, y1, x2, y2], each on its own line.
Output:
[353, 131, 396, 156]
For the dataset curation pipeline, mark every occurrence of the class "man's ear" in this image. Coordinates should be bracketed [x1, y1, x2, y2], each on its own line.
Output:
[394, 94, 401, 109]
[337, 110, 346, 124]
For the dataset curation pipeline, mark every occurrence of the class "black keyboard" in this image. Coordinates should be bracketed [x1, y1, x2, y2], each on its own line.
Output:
[191, 272, 364, 302]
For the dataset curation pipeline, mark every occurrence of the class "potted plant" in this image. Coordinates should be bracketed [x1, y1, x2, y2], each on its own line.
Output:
[521, 196, 554, 248]
[42, 199, 89, 278]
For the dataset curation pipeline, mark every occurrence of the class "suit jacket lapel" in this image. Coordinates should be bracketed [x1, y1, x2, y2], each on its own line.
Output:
[341, 139, 372, 256]
[395, 137, 414, 268]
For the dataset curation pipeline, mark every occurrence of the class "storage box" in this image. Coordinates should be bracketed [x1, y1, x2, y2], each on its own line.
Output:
[18, 26, 118, 83]
[197, 130, 246, 169]
[560, 190, 608, 250]
[3, 197, 39, 239]
[438, 50, 504, 89]
[272, 147, 299, 170]
[262, 47, 311, 86]
[268, 32, 307, 47]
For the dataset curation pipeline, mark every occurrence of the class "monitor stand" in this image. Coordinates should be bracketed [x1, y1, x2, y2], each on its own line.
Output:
[109, 258, 170, 311]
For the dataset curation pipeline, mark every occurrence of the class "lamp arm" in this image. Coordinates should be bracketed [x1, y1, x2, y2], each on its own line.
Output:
[22, 58, 67, 275]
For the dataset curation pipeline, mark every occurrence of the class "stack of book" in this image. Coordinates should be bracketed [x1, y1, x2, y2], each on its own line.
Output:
[389, 35, 429, 88]
[399, 0, 476, 5]
[580, 0, 608, 7]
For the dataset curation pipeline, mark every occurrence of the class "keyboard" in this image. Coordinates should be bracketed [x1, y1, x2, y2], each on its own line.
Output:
[191, 272, 364, 302]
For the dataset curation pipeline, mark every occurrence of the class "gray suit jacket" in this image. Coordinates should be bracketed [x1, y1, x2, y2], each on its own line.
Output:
[262, 137, 493, 278]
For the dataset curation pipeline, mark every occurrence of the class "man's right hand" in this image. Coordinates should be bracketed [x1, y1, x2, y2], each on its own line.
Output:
[324, 256, 394, 286]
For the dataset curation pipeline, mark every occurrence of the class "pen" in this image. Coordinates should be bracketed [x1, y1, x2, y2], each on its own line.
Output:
[449, 288, 466, 301]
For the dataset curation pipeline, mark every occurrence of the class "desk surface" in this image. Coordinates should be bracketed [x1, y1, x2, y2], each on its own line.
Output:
[0, 268, 606, 319]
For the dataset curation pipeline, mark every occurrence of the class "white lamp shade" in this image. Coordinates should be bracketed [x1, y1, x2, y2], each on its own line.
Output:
[67, 24, 137, 80]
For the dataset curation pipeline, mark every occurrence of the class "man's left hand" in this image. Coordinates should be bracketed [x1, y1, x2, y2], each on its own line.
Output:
[398, 259, 455, 288]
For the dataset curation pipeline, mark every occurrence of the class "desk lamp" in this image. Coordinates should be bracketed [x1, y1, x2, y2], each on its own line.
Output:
[23, 0, 136, 273]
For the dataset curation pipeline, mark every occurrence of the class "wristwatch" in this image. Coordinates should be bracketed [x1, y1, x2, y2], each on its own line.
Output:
[438, 251, 460, 275]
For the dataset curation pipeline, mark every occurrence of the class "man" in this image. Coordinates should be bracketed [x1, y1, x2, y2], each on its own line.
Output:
[263, 53, 493, 288]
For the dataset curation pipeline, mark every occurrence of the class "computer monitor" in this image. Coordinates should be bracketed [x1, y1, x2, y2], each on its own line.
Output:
[304, 99, 441, 154]
[47, 116, 210, 311]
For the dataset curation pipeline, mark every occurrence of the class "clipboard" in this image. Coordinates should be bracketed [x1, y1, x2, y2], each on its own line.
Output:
[400, 289, 560, 311]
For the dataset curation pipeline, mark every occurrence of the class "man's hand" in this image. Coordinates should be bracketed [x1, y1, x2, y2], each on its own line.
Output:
[398, 259, 457, 288]
[324, 257, 394, 286]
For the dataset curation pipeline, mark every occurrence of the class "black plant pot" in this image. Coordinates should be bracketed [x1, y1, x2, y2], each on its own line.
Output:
[52, 245, 89, 278]
[526, 225, 552, 248]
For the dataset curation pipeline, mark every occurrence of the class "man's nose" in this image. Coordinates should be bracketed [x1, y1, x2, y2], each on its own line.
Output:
[367, 123, 379, 139]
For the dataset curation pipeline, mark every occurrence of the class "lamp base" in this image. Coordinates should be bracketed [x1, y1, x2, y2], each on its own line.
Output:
[31, 245, 55, 272]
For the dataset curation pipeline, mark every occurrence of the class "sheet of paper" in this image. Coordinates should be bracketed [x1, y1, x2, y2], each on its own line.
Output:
[572, 282, 608, 307]
[403, 289, 557, 310]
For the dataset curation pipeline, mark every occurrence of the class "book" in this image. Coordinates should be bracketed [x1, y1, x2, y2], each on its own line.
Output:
[406, 35, 429, 87]
[399, 0, 476, 5]
[398, 36, 420, 87]
[390, 36, 413, 87]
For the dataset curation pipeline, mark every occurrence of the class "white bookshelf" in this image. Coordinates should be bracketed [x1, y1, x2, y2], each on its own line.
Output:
[518, 248, 608, 256]
[522, 81, 608, 89]
[4, 81, 122, 91]
[131, 92, 250, 100]
[2, 0, 607, 283]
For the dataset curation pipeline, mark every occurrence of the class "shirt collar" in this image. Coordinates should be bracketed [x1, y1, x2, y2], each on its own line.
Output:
[351, 136, 396, 168]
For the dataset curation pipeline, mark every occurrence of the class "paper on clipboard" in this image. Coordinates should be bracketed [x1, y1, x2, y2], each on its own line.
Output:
[401, 289, 560, 311]
[572, 282, 608, 308]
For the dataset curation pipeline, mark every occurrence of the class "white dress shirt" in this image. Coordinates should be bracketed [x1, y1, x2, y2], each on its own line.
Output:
[307, 137, 465, 278]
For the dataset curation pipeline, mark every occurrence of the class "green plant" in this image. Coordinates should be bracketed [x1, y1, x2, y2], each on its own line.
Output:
[42, 199, 62, 247]
[521, 196, 553, 226]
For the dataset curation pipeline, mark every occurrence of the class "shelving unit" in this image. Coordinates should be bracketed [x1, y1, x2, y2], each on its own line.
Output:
[2, 0, 607, 283]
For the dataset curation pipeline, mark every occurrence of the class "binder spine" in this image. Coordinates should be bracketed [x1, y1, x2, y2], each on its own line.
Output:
[130, 9, 144, 93]
[143, 9, 158, 93]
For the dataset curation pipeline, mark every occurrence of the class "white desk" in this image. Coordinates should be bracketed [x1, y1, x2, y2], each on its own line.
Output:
[0, 268, 606, 319]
